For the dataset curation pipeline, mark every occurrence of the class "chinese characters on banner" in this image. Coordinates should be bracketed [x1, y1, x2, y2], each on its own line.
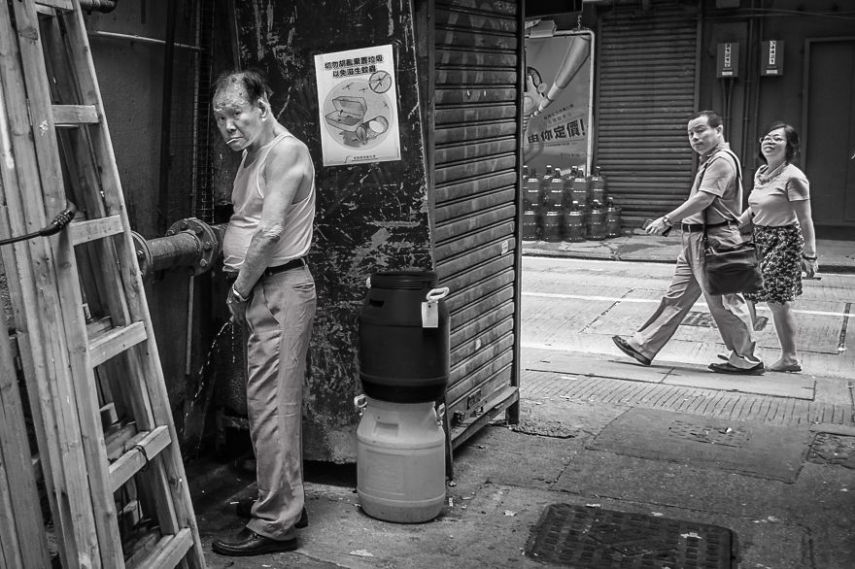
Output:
[314, 44, 401, 166]
[523, 31, 593, 175]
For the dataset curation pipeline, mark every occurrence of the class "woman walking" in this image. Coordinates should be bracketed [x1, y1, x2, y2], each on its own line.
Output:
[739, 122, 818, 372]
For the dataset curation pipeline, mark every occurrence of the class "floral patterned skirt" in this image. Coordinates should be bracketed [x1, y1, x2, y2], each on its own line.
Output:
[745, 224, 804, 304]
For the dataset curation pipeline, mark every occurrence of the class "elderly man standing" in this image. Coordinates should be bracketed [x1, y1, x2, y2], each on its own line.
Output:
[211, 70, 316, 556]
[612, 110, 763, 375]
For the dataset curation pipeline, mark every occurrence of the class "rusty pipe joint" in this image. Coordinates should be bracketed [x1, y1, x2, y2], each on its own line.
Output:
[132, 217, 222, 277]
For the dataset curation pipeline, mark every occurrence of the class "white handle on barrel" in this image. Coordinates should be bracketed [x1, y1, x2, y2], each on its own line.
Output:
[353, 394, 367, 416]
[425, 287, 449, 302]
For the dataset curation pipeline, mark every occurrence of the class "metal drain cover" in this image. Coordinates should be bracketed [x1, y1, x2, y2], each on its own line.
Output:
[808, 433, 855, 468]
[526, 504, 735, 568]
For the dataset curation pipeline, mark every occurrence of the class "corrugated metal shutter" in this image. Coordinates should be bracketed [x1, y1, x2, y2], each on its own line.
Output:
[432, 0, 521, 446]
[595, 1, 698, 226]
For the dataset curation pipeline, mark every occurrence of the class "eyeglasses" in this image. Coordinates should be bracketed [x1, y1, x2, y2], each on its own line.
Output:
[759, 135, 786, 144]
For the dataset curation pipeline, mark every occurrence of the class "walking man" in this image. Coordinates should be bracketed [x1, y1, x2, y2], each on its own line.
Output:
[211, 70, 317, 556]
[612, 110, 763, 374]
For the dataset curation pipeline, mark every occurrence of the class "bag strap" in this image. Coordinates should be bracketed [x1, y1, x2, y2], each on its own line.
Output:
[702, 148, 742, 233]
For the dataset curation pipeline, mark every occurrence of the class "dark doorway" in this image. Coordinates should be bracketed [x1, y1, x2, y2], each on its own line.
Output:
[804, 38, 855, 237]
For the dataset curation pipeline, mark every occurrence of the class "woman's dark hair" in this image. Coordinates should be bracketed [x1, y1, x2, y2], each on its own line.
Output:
[759, 121, 799, 163]
[213, 69, 273, 104]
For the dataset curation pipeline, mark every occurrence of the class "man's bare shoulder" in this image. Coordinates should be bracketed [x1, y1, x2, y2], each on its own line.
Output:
[266, 134, 313, 172]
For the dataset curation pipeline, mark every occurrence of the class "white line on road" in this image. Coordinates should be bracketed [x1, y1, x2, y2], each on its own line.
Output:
[522, 291, 853, 318]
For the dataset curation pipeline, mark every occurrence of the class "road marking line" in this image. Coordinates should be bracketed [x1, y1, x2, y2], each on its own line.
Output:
[522, 291, 854, 318]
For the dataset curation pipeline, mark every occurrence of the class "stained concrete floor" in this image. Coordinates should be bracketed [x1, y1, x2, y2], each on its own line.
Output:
[189, 361, 855, 569]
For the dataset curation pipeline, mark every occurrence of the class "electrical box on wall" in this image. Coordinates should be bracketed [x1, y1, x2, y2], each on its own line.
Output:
[716, 42, 739, 78]
[761, 40, 784, 76]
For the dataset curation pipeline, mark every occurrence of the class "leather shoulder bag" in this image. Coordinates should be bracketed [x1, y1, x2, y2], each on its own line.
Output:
[701, 150, 764, 295]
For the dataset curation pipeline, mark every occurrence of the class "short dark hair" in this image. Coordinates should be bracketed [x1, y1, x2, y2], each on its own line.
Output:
[213, 69, 273, 103]
[759, 121, 799, 163]
[690, 110, 723, 129]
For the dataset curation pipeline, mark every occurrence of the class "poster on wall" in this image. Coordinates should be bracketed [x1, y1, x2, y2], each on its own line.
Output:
[524, 29, 593, 176]
[314, 44, 401, 166]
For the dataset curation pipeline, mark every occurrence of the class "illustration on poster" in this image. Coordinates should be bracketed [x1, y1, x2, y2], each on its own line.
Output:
[523, 33, 591, 162]
[322, 76, 392, 148]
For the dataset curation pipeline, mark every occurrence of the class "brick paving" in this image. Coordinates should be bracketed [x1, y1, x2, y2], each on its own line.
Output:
[521, 369, 855, 427]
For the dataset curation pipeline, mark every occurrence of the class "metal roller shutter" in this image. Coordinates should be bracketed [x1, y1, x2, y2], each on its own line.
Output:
[432, 0, 521, 446]
[595, 1, 698, 226]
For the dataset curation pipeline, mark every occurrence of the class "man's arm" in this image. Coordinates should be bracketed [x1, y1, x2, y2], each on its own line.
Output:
[646, 157, 732, 235]
[232, 139, 308, 299]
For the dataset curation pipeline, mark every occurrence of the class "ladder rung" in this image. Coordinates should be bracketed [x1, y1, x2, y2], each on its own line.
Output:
[35, 0, 72, 11]
[109, 425, 170, 491]
[104, 421, 138, 462]
[127, 528, 193, 569]
[52, 104, 99, 127]
[88, 321, 147, 368]
[69, 215, 124, 245]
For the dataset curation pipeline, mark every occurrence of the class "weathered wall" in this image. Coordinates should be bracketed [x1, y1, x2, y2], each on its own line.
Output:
[215, 0, 431, 461]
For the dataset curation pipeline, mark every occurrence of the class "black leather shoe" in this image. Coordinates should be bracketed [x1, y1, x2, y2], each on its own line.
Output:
[708, 361, 765, 375]
[235, 498, 309, 528]
[211, 530, 298, 556]
[612, 335, 652, 366]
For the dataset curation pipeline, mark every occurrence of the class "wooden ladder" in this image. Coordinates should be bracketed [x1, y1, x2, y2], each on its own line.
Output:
[0, 0, 205, 567]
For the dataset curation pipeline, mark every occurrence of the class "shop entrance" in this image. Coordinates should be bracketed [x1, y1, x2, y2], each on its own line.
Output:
[804, 38, 855, 234]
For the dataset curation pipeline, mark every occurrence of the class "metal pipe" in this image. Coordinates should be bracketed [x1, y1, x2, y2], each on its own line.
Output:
[132, 218, 225, 278]
[87, 30, 203, 52]
[157, 0, 179, 234]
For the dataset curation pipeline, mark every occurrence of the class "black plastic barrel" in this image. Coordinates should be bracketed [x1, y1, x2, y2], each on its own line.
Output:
[358, 271, 450, 403]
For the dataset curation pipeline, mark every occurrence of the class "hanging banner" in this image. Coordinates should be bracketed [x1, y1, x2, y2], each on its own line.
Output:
[314, 44, 401, 166]
[523, 30, 593, 175]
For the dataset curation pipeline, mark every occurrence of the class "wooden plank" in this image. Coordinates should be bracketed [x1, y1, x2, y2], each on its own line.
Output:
[69, 215, 124, 245]
[0, 4, 100, 566]
[88, 321, 148, 368]
[0, 325, 50, 567]
[52, 104, 98, 126]
[127, 529, 193, 569]
[35, 0, 72, 9]
[108, 426, 170, 491]
[437, 0, 517, 16]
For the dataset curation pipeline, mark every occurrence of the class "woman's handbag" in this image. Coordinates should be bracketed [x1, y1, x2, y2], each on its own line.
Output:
[703, 238, 763, 295]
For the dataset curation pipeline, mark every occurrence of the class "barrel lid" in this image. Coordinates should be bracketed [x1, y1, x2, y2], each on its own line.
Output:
[371, 270, 437, 290]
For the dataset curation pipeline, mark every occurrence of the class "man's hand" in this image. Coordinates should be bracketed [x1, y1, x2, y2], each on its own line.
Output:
[802, 257, 818, 279]
[645, 216, 672, 236]
[226, 286, 249, 326]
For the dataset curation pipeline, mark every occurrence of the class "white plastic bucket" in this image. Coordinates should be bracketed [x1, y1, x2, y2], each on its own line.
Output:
[354, 395, 445, 523]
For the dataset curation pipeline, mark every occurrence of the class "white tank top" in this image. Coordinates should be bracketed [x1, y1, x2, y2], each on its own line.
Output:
[222, 133, 315, 270]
